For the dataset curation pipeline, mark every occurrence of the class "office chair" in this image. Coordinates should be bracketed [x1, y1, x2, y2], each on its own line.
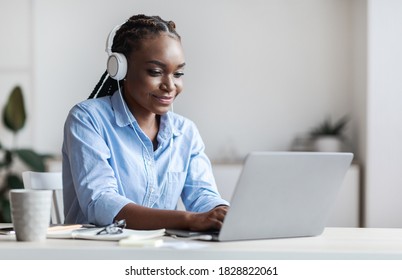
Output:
[22, 171, 64, 224]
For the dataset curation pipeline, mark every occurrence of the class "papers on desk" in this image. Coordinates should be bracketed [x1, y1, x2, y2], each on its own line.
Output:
[0, 226, 15, 235]
[46, 225, 166, 241]
[119, 238, 164, 247]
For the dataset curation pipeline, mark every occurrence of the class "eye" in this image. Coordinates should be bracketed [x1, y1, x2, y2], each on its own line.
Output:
[147, 69, 162, 77]
[174, 72, 184, 78]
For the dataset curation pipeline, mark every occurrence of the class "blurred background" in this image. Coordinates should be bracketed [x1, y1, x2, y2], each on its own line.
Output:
[0, 0, 401, 227]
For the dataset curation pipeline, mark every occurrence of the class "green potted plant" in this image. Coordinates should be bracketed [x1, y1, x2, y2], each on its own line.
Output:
[310, 116, 349, 152]
[0, 85, 52, 222]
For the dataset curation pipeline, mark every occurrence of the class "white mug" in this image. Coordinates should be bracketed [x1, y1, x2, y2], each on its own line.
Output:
[10, 189, 52, 241]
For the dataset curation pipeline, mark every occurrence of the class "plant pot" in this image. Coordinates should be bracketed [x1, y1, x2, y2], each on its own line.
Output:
[313, 136, 343, 152]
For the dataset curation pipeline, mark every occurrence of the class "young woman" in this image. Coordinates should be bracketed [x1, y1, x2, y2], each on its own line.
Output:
[62, 14, 228, 230]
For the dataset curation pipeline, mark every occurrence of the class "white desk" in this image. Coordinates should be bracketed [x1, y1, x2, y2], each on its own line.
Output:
[1, 226, 402, 260]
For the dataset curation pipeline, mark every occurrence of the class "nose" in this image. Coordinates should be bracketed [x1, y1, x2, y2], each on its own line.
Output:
[160, 75, 175, 92]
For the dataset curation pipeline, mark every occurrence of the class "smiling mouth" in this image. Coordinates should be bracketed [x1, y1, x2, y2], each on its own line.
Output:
[151, 94, 174, 105]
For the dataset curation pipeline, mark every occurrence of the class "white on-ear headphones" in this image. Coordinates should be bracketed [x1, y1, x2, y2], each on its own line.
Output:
[105, 23, 127, 81]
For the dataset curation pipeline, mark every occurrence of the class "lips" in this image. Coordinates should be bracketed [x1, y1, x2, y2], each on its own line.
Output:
[151, 94, 174, 105]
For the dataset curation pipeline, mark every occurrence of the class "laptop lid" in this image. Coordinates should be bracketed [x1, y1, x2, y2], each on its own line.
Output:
[218, 151, 353, 241]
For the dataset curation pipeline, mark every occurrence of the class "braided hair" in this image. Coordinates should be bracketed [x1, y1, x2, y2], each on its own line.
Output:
[88, 14, 181, 99]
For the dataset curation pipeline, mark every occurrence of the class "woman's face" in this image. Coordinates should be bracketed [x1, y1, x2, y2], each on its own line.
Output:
[123, 34, 185, 117]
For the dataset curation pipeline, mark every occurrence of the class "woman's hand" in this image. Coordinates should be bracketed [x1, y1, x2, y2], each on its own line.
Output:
[115, 203, 229, 231]
[188, 205, 229, 231]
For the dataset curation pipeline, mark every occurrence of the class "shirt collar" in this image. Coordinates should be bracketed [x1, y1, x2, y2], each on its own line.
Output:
[111, 90, 133, 127]
[159, 112, 182, 140]
[111, 91, 182, 140]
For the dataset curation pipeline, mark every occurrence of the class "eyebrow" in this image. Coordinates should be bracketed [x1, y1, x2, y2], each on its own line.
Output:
[146, 60, 186, 69]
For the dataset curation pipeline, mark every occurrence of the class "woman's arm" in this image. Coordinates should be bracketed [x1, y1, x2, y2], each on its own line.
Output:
[115, 203, 228, 231]
[179, 121, 229, 212]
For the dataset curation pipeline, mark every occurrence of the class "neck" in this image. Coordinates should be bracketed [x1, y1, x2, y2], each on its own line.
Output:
[140, 115, 159, 151]
[132, 107, 160, 146]
[136, 114, 159, 133]
[121, 87, 160, 145]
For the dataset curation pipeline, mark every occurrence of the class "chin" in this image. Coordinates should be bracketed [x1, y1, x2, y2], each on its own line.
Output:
[154, 107, 171, 115]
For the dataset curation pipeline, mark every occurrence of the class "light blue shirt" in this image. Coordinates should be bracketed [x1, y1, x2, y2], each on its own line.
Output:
[62, 91, 228, 226]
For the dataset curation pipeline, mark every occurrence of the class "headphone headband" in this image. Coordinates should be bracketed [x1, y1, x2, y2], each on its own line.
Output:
[105, 23, 124, 55]
[106, 22, 127, 81]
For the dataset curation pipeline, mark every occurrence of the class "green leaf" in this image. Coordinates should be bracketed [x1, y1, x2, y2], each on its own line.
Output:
[310, 116, 349, 137]
[2, 85, 26, 133]
[14, 149, 46, 172]
[0, 150, 13, 168]
[0, 197, 12, 223]
[332, 116, 349, 135]
[6, 173, 24, 189]
[0, 173, 23, 223]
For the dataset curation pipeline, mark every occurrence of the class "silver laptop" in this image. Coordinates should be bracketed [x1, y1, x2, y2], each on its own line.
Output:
[166, 151, 353, 241]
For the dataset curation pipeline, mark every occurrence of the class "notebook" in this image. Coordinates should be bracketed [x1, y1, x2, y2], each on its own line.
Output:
[46, 224, 165, 241]
[166, 151, 353, 241]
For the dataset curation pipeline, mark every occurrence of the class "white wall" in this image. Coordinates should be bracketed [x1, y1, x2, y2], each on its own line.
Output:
[0, 1, 33, 149]
[31, 0, 355, 162]
[365, 0, 402, 227]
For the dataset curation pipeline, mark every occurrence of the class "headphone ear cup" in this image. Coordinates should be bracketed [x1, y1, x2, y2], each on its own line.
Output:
[107, 52, 127, 80]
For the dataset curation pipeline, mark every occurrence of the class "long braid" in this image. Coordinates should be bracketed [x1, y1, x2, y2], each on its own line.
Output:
[88, 70, 108, 99]
[88, 14, 180, 99]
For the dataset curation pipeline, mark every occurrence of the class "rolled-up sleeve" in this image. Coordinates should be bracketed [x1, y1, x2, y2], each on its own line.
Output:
[63, 105, 131, 226]
[180, 123, 229, 212]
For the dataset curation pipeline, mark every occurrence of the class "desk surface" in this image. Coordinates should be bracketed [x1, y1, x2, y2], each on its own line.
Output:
[1, 226, 402, 260]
